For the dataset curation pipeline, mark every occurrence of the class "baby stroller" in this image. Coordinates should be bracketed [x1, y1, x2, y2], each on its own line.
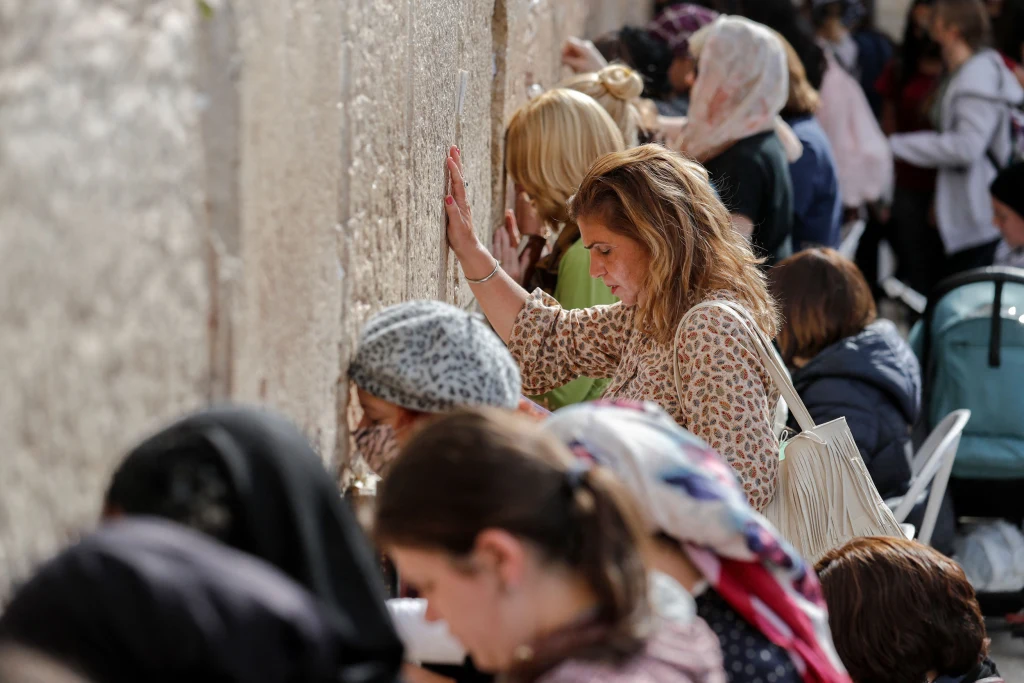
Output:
[911, 267, 1024, 636]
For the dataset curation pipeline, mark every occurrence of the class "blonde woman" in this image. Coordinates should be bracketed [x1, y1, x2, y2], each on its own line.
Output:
[559, 64, 648, 147]
[497, 88, 626, 410]
[444, 144, 781, 511]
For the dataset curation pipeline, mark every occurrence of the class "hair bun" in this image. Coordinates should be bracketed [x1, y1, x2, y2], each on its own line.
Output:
[597, 64, 644, 101]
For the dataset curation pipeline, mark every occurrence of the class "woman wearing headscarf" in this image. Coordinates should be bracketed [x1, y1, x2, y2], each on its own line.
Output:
[671, 17, 797, 266]
[0, 519, 363, 683]
[542, 401, 850, 683]
[646, 3, 720, 115]
[102, 406, 404, 683]
[347, 300, 530, 474]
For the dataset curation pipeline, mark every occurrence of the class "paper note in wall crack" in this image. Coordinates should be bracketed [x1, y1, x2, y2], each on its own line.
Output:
[456, 70, 468, 117]
[441, 69, 472, 303]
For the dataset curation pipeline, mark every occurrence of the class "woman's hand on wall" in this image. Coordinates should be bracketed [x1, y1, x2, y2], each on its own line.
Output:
[493, 209, 545, 286]
[444, 146, 494, 279]
[443, 145, 531, 342]
[561, 37, 607, 74]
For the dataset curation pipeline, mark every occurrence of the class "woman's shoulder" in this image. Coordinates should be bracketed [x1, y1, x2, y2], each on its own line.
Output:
[538, 620, 723, 683]
[678, 293, 751, 337]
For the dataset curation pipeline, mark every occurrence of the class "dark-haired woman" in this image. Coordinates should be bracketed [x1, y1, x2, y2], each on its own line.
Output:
[376, 410, 727, 683]
[768, 249, 919, 502]
[102, 406, 404, 683]
[816, 537, 1003, 683]
[769, 250, 961, 552]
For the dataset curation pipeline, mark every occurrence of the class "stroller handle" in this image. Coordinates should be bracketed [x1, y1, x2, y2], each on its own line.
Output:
[922, 267, 1024, 378]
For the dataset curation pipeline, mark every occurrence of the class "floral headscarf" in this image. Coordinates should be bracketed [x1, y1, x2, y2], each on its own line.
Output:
[542, 400, 849, 683]
[671, 17, 792, 162]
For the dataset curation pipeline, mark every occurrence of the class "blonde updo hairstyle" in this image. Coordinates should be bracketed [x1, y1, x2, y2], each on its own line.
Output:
[506, 88, 626, 226]
[560, 65, 646, 147]
[568, 145, 779, 344]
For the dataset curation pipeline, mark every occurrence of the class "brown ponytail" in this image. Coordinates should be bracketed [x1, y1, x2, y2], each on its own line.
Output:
[375, 410, 651, 665]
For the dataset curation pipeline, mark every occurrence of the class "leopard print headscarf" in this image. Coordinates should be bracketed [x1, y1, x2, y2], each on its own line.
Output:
[349, 300, 521, 413]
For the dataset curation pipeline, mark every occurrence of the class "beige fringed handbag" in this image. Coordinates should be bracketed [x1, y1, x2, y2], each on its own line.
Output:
[675, 300, 905, 564]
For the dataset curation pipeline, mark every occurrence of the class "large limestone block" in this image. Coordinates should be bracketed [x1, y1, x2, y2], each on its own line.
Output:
[584, 0, 655, 39]
[340, 0, 412, 334]
[338, 0, 414, 476]
[221, 0, 346, 462]
[0, 0, 211, 580]
[405, 0, 495, 308]
[489, 0, 587, 233]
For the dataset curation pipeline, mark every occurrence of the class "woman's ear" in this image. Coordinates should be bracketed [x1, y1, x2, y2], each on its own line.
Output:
[474, 528, 528, 594]
[393, 408, 429, 444]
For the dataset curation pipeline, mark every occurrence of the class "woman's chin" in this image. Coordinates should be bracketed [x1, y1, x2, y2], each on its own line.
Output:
[611, 288, 635, 305]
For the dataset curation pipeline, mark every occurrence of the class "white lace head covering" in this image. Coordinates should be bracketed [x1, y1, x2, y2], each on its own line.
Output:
[673, 17, 791, 162]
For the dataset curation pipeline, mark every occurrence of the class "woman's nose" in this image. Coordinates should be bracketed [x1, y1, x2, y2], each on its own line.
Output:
[589, 258, 604, 279]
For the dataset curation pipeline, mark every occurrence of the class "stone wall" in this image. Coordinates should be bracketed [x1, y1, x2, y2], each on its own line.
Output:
[0, 0, 655, 590]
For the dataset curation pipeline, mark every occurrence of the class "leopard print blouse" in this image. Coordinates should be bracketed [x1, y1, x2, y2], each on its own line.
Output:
[508, 290, 780, 511]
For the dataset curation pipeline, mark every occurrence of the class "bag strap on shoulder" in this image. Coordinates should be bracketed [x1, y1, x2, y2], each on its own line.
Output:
[674, 300, 817, 432]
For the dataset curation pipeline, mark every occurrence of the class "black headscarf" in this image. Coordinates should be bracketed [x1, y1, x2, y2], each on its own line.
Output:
[103, 406, 403, 683]
[0, 519, 352, 682]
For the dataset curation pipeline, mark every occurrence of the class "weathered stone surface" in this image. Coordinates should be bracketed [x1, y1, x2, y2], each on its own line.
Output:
[340, 0, 411, 330]
[0, 0, 211, 580]
[584, 0, 654, 40]
[227, 0, 345, 463]
[0, 0, 596, 590]
[489, 0, 587, 239]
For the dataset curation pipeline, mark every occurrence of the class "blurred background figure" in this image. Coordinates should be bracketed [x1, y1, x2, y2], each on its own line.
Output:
[817, 537, 1003, 683]
[0, 520, 372, 683]
[778, 32, 845, 251]
[889, 0, 1024, 282]
[102, 405, 405, 681]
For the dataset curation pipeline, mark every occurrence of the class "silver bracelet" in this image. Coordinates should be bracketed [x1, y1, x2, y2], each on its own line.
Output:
[465, 258, 500, 284]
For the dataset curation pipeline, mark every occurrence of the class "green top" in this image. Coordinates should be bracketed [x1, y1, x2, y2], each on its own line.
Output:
[529, 238, 618, 410]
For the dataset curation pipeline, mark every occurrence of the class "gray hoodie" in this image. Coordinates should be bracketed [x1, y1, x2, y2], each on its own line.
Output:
[890, 50, 1024, 255]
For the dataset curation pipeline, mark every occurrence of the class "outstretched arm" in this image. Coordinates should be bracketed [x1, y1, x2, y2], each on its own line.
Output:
[443, 146, 529, 342]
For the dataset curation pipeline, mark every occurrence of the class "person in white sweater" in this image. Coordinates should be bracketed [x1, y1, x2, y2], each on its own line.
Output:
[889, 0, 1023, 280]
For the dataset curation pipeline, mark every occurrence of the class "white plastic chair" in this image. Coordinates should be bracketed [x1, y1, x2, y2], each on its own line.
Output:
[838, 219, 866, 260]
[885, 409, 972, 547]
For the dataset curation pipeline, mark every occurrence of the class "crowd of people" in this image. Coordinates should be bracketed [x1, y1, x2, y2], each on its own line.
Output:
[1, 0, 1023, 682]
